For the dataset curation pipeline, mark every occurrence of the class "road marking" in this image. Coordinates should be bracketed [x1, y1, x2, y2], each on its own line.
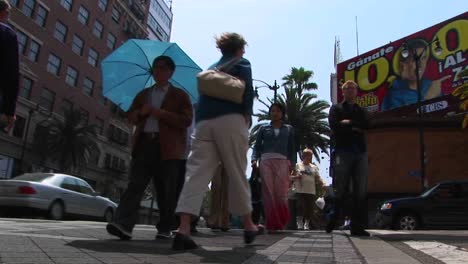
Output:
[405, 241, 468, 264]
[368, 229, 410, 235]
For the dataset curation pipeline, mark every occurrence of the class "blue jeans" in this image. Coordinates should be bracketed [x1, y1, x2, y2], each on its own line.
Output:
[332, 151, 368, 231]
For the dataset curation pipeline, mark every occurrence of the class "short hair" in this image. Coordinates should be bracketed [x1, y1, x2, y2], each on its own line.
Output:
[0, 0, 11, 12]
[269, 103, 286, 117]
[152, 55, 175, 72]
[303, 148, 313, 156]
[215, 32, 247, 56]
[341, 80, 358, 90]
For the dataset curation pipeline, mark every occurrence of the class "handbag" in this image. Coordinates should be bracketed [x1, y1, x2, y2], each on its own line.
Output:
[197, 57, 245, 104]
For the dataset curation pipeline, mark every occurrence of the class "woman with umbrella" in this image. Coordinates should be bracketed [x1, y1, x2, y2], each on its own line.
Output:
[173, 32, 258, 250]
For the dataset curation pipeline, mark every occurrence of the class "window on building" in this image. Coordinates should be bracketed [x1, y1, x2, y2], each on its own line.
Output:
[39, 88, 55, 112]
[98, 0, 108, 11]
[88, 48, 98, 67]
[54, 21, 68, 42]
[60, 0, 73, 11]
[47, 54, 61, 75]
[107, 33, 116, 50]
[16, 31, 27, 55]
[12, 116, 26, 139]
[104, 153, 111, 167]
[112, 156, 119, 169]
[35, 5, 48, 27]
[19, 76, 33, 99]
[95, 118, 104, 135]
[65, 66, 78, 87]
[83, 77, 94, 96]
[71, 35, 84, 55]
[27, 39, 40, 62]
[111, 6, 120, 23]
[61, 99, 73, 115]
[99, 95, 107, 106]
[77, 5, 89, 25]
[80, 108, 89, 124]
[22, 0, 35, 18]
[93, 20, 103, 39]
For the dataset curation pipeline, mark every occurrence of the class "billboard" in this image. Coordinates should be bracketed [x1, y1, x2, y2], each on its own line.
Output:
[336, 12, 468, 117]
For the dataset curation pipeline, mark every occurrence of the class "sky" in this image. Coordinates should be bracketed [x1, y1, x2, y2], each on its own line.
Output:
[169, 0, 467, 184]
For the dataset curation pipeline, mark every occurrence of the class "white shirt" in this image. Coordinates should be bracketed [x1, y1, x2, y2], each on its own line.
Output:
[143, 84, 169, 132]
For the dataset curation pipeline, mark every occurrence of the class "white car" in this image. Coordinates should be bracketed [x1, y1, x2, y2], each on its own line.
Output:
[0, 173, 117, 221]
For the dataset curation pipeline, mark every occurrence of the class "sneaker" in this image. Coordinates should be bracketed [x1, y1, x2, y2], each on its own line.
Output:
[172, 233, 198, 250]
[106, 222, 132, 240]
[350, 230, 370, 237]
[156, 231, 173, 239]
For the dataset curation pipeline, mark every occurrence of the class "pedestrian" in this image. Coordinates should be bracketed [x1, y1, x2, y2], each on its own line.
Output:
[0, 0, 20, 133]
[252, 103, 296, 233]
[173, 32, 257, 250]
[291, 148, 320, 230]
[106, 56, 193, 240]
[327, 80, 370, 236]
[207, 164, 230, 232]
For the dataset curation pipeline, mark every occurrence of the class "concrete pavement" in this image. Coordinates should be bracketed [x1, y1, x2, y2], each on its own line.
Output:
[0, 218, 467, 263]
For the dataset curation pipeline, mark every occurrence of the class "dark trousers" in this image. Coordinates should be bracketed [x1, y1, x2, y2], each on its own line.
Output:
[332, 151, 368, 232]
[113, 134, 184, 233]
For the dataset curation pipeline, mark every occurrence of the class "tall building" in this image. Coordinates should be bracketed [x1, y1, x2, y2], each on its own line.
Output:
[146, 0, 172, 41]
[0, 0, 172, 201]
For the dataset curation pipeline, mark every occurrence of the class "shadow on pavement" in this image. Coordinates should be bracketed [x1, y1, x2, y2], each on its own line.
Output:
[67, 237, 267, 263]
[374, 233, 468, 242]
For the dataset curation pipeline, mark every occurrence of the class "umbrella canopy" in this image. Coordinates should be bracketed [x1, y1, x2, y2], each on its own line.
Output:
[101, 39, 201, 111]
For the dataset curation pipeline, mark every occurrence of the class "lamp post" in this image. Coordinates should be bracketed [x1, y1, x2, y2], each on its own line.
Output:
[253, 79, 280, 102]
[400, 38, 442, 191]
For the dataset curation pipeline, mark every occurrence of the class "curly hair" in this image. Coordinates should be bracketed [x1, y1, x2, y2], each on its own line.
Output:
[215, 32, 247, 56]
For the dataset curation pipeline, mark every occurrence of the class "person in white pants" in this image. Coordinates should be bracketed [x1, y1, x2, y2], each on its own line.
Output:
[172, 32, 258, 250]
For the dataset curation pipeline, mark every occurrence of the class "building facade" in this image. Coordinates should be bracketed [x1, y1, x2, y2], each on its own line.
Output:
[0, 0, 173, 201]
[146, 0, 172, 41]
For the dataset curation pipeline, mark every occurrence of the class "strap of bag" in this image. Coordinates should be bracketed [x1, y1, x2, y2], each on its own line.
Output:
[215, 56, 242, 72]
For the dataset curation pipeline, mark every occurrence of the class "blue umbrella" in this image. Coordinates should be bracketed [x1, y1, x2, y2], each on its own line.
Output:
[101, 39, 201, 111]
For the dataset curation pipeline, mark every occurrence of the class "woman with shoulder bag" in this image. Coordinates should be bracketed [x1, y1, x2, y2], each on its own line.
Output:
[173, 32, 258, 250]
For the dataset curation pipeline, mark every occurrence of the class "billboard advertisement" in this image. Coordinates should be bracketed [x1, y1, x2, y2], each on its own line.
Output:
[336, 12, 467, 117]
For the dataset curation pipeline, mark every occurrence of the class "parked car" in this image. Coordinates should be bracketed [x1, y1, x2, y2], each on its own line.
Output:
[375, 180, 468, 230]
[0, 173, 117, 221]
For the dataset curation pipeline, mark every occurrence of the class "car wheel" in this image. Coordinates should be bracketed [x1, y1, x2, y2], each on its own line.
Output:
[48, 201, 65, 221]
[103, 208, 114, 223]
[396, 213, 419, 230]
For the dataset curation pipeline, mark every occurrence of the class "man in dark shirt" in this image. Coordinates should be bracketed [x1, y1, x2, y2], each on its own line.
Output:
[328, 80, 370, 236]
[0, 0, 19, 132]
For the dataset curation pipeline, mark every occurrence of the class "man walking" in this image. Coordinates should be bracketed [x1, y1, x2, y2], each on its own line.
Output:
[327, 80, 370, 236]
[106, 56, 193, 240]
[0, 0, 19, 132]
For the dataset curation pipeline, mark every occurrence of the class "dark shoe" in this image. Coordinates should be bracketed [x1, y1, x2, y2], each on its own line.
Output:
[326, 218, 336, 233]
[172, 233, 198, 250]
[106, 223, 132, 240]
[220, 227, 230, 232]
[244, 230, 257, 244]
[256, 225, 265, 235]
[156, 231, 173, 239]
[190, 226, 198, 234]
[350, 230, 370, 237]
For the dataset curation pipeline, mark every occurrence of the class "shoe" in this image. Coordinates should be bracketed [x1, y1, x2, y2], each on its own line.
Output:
[172, 233, 198, 250]
[156, 231, 173, 239]
[106, 222, 132, 240]
[244, 230, 257, 244]
[326, 218, 336, 233]
[256, 225, 265, 235]
[350, 230, 370, 237]
[190, 226, 198, 234]
[220, 227, 230, 232]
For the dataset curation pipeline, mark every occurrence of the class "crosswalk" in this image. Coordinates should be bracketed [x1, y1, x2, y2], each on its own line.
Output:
[405, 241, 468, 264]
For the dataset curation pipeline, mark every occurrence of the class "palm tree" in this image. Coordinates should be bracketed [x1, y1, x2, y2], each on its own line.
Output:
[282, 67, 318, 97]
[250, 67, 330, 162]
[33, 109, 99, 172]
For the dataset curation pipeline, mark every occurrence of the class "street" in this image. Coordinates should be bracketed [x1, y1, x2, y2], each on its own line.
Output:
[0, 218, 467, 263]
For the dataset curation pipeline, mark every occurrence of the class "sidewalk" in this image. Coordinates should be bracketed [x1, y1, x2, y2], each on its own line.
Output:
[0, 219, 369, 264]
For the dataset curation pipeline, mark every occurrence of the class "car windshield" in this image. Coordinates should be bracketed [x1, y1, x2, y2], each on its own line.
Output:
[14, 174, 55, 182]
[420, 184, 439, 197]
